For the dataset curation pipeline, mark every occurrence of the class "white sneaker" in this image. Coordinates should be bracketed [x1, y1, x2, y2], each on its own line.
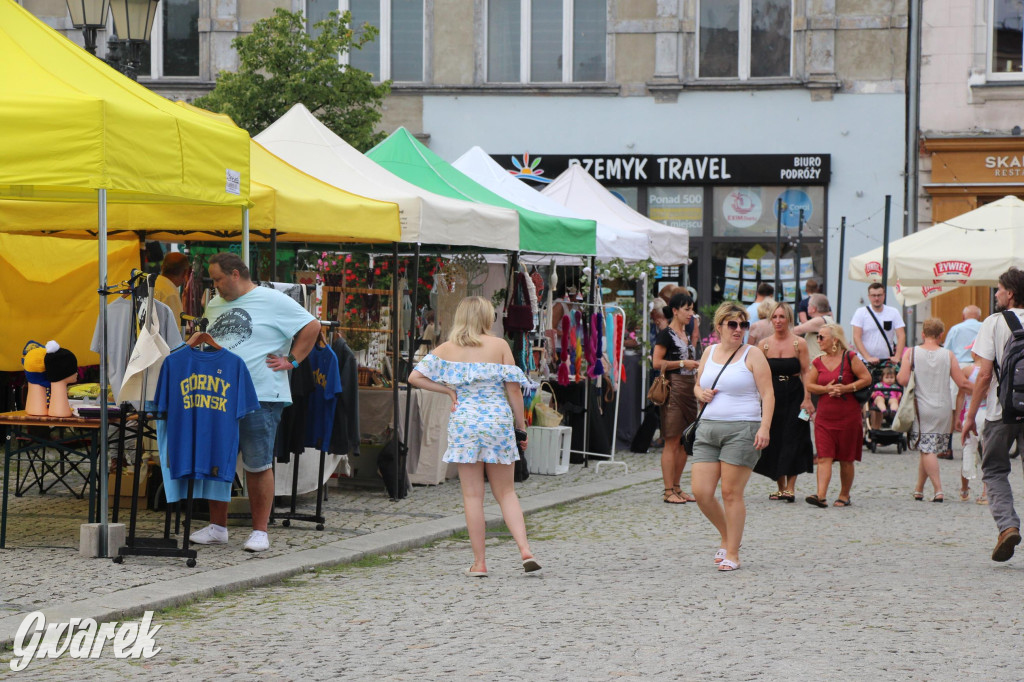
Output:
[243, 530, 270, 553]
[189, 524, 228, 545]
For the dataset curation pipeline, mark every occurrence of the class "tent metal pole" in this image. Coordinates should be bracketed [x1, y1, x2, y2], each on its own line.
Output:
[775, 198, 783, 299]
[796, 209, 805, 307]
[837, 217, 846, 321]
[403, 244, 420, 465]
[882, 195, 892, 305]
[640, 272, 648, 422]
[241, 207, 250, 269]
[98, 188, 109, 558]
[392, 242, 402, 499]
[270, 229, 278, 281]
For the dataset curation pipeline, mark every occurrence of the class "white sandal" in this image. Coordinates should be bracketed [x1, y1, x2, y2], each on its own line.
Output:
[713, 548, 727, 565]
[717, 559, 740, 572]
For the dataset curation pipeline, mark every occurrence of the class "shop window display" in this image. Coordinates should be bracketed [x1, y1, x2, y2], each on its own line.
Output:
[712, 185, 824, 238]
[710, 241, 823, 308]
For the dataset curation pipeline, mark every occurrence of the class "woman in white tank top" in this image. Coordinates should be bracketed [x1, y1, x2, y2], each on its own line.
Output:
[691, 301, 774, 572]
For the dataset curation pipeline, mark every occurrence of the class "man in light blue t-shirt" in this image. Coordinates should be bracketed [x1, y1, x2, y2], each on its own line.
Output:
[189, 252, 319, 553]
[944, 305, 983, 365]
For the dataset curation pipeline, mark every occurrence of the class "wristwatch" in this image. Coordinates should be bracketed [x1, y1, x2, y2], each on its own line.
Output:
[287, 353, 299, 369]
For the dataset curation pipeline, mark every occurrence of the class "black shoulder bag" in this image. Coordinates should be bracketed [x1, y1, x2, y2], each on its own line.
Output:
[839, 351, 872, 404]
[683, 345, 743, 453]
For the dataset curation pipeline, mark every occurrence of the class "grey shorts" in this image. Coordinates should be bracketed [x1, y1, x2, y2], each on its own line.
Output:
[690, 420, 761, 469]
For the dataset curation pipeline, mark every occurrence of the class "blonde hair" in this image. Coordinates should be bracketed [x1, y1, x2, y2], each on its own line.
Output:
[922, 317, 945, 339]
[768, 301, 794, 326]
[714, 301, 748, 329]
[757, 299, 775, 318]
[449, 296, 494, 347]
[819, 322, 850, 353]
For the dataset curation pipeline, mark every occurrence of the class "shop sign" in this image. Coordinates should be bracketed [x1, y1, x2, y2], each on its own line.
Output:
[494, 153, 830, 186]
[774, 188, 814, 228]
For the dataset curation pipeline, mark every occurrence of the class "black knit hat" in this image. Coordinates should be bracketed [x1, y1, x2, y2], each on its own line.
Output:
[44, 340, 78, 382]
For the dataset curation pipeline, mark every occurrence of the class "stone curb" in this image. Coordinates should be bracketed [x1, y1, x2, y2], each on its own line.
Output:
[0, 468, 660, 647]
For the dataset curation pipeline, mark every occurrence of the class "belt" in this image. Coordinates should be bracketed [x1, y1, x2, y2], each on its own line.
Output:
[775, 374, 800, 382]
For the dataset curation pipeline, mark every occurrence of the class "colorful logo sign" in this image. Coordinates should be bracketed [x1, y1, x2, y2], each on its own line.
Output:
[722, 189, 762, 228]
[864, 261, 883, 280]
[506, 153, 551, 184]
[773, 188, 813, 229]
[932, 260, 973, 284]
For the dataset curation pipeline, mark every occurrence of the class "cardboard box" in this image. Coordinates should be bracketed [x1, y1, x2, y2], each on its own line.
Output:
[107, 461, 151, 509]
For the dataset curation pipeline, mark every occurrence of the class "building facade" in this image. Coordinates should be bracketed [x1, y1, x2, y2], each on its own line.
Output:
[916, 0, 1024, 329]
[25, 0, 909, 323]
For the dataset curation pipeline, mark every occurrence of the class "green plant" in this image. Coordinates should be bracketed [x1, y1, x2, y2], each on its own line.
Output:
[491, 288, 507, 310]
[341, 312, 372, 351]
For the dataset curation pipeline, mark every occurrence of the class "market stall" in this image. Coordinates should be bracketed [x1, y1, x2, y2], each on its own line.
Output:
[0, 0, 251, 557]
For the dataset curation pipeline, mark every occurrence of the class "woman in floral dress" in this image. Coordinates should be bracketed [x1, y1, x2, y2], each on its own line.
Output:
[409, 296, 541, 576]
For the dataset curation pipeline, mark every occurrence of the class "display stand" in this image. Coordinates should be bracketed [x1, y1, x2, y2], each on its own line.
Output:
[272, 448, 327, 530]
[558, 301, 628, 474]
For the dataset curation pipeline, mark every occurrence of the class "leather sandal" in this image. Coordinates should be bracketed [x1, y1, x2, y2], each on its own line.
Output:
[663, 488, 686, 504]
[781, 490, 796, 503]
[805, 494, 828, 508]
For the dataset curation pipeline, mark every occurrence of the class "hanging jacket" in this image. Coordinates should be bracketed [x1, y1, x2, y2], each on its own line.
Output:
[328, 337, 361, 456]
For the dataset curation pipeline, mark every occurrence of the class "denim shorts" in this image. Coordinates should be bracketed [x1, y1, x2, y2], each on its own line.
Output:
[238, 402, 285, 473]
[690, 420, 761, 469]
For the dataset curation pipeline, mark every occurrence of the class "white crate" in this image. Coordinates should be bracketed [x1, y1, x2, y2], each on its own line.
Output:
[525, 426, 571, 475]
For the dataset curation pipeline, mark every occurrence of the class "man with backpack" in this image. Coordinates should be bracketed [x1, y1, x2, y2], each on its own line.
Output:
[962, 267, 1024, 562]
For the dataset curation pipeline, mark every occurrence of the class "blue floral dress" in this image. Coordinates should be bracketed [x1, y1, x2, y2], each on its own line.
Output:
[413, 354, 529, 464]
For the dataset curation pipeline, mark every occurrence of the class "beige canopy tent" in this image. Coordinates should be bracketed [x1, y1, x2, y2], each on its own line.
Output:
[848, 196, 1024, 304]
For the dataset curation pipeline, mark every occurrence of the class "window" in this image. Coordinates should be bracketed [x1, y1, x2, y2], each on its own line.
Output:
[306, 0, 424, 82]
[697, 0, 791, 79]
[486, 0, 607, 83]
[990, 0, 1024, 78]
[137, 0, 199, 79]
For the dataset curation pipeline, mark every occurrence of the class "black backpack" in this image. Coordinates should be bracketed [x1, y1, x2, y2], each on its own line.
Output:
[996, 311, 1024, 424]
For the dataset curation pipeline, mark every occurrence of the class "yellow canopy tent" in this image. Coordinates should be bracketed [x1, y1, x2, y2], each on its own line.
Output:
[0, 234, 139, 371]
[0, 0, 252, 550]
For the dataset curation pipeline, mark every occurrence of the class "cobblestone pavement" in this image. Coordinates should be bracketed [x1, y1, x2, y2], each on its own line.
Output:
[5, 449, 1023, 680]
[0, 449, 657, 620]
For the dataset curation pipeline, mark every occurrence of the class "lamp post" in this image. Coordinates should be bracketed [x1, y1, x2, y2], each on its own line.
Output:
[108, 0, 159, 80]
[65, 0, 110, 55]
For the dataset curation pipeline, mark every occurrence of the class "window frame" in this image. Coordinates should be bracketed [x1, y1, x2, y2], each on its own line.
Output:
[306, 0, 426, 83]
[695, 0, 794, 81]
[484, 0, 607, 84]
[136, 1, 201, 80]
[986, 0, 1024, 81]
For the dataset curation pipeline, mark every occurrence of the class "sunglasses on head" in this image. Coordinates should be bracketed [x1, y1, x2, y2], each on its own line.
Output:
[724, 320, 750, 331]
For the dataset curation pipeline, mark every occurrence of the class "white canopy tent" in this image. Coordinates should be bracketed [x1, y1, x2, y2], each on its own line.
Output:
[540, 164, 690, 266]
[452, 146, 649, 263]
[254, 103, 520, 250]
[848, 196, 1024, 305]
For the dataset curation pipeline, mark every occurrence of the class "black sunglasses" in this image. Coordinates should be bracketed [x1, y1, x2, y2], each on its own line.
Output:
[816, 333, 827, 340]
[724, 320, 750, 331]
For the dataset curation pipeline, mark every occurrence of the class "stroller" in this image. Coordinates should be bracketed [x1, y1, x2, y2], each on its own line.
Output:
[862, 361, 908, 454]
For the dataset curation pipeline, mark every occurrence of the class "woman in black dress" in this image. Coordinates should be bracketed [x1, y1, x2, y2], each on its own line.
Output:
[753, 302, 815, 501]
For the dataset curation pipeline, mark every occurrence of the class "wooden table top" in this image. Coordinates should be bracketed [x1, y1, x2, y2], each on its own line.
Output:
[0, 410, 133, 429]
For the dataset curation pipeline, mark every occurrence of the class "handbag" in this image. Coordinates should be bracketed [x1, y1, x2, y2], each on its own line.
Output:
[120, 294, 171, 404]
[503, 272, 535, 333]
[533, 382, 564, 427]
[683, 345, 742, 453]
[892, 348, 918, 433]
[839, 352, 872, 404]
[647, 374, 670, 406]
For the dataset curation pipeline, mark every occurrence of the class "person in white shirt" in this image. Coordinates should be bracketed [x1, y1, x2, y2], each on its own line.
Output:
[851, 283, 906, 367]
[962, 267, 1024, 562]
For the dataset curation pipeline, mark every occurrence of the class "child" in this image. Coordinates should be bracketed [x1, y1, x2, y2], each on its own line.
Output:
[871, 365, 902, 424]
[956, 363, 987, 503]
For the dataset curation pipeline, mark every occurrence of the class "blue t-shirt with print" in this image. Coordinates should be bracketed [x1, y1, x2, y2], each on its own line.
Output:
[154, 346, 260, 482]
[205, 286, 315, 404]
[304, 345, 344, 450]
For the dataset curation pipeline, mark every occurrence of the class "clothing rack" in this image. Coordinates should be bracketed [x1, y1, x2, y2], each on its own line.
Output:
[546, 299, 628, 473]
[112, 273, 198, 567]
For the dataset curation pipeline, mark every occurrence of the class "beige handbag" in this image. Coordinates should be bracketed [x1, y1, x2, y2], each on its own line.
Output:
[647, 374, 670, 406]
[533, 382, 564, 427]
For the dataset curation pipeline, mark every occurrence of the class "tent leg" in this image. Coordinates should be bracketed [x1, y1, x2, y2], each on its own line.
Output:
[98, 188, 109, 558]
[403, 244, 421, 455]
[242, 207, 250, 271]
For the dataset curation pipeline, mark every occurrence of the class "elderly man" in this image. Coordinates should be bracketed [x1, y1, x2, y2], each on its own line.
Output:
[962, 268, 1024, 562]
[945, 305, 983, 365]
[793, 294, 834, 359]
[188, 252, 320, 553]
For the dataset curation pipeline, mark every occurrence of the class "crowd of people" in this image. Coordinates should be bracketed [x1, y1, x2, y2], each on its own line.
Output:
[644, 267, 1024, 570]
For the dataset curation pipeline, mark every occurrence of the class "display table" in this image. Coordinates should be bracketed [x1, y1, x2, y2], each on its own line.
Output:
[0, 410, 130, 548]
[357, 387, 454, 486]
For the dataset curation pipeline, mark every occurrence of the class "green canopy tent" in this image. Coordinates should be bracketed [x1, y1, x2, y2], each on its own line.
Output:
[366, 128, 596, 256]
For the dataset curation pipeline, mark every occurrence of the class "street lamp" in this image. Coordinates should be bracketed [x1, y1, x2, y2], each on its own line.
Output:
[108, 0, 159, 80]
[65, 0, 110, 55]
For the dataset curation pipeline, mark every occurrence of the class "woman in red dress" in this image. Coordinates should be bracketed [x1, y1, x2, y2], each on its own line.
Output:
[806, 323, 872, 507]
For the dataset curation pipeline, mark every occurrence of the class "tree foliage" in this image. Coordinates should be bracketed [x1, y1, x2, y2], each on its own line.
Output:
[194, 9, 391, 151]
